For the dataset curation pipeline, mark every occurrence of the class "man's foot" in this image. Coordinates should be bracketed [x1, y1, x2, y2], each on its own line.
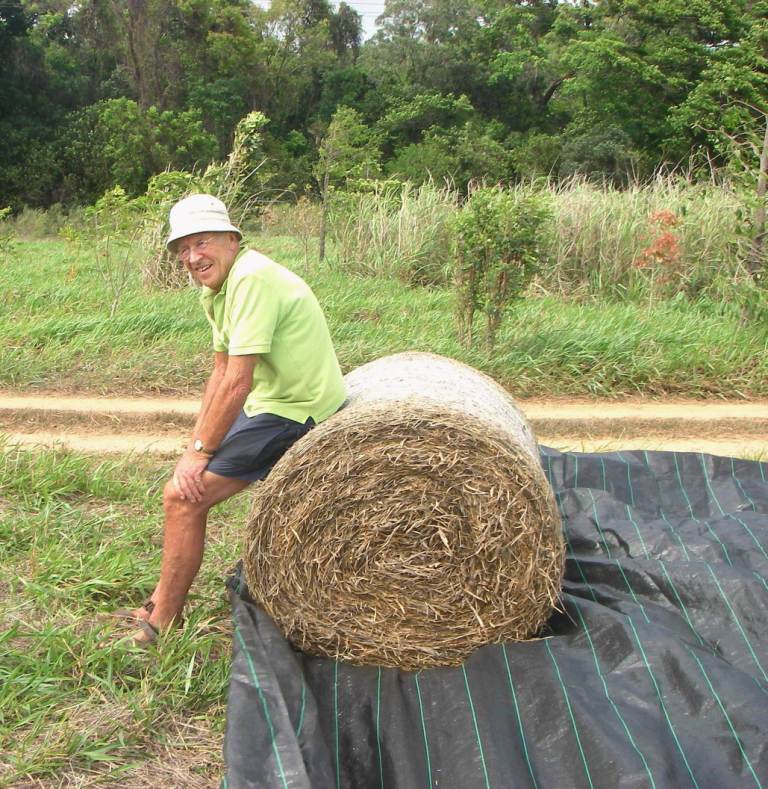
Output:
[111, 598, 155, 624]
[122, 613, 185, 648]
[129, 619, 160, 647]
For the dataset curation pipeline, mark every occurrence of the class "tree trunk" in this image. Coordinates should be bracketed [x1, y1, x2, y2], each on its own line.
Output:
[748, 114, 768, 281]
[319, 171, 330, 262]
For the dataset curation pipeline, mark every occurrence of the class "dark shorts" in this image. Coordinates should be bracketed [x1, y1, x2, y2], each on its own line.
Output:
[206, 411, 315, 483]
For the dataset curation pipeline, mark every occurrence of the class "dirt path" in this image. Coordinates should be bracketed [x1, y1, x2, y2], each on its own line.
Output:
[1, 392, 767, 459]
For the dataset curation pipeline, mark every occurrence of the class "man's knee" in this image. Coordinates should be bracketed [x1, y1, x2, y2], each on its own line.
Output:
[163, 478, 206, 514]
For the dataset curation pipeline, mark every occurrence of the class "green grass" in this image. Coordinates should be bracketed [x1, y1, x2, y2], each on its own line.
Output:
[2, 237, 767, 398]
[0, 444, 250, 785]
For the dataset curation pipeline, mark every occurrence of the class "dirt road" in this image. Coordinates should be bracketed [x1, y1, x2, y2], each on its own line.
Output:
[2, 391, 766, 459]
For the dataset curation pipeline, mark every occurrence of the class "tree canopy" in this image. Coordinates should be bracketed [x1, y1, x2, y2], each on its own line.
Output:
[1, 0, 766, 209]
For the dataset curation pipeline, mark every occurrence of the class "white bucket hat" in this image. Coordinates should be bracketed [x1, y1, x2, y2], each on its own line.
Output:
[166, 194, 242, 249]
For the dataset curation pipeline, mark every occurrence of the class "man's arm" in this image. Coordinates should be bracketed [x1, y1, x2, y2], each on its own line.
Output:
[188, 351, 229, 448]
[173, 353, 258, 502]
[193, 353, 258, 452]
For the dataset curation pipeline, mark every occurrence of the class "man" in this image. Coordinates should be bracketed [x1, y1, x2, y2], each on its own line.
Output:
[122, 193, 346, 645]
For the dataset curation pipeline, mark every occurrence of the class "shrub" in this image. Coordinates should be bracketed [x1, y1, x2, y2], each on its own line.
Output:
[453, 186, 550, 349]
[136, 111, 276, 289]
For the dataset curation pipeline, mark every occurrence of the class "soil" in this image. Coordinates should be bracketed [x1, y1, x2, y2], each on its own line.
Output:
[1, 391, 767, 459]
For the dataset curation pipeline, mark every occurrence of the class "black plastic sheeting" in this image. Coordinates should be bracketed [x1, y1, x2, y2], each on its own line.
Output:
[222, 448, 768, 789]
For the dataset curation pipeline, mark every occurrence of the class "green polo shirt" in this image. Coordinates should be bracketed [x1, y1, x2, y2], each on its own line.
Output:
[200, 250, 346, 424]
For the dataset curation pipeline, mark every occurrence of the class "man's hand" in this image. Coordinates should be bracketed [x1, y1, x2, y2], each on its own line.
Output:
[173, 449, 212, 503]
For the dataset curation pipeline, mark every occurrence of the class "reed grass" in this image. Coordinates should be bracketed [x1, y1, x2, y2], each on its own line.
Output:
[538, 175, 749, 298]
[328, 181, 458, 284]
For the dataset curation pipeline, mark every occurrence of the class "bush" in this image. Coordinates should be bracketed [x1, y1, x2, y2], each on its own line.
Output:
[56, 99, 218, 204]
[9, 204, 70, 240]
[453, 185, 550, 349]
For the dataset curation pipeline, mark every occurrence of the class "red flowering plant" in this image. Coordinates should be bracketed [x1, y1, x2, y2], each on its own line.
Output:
[633, 209, 686, 297]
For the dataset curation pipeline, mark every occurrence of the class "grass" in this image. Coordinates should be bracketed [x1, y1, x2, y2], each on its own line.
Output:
[1, 236, 767, 398]
[1, 198, 766, 783]
[0, 443, 250, 785]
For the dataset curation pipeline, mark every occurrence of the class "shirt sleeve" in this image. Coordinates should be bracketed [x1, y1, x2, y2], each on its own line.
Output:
[202, 300, 227, 352]
[226, 269, 279, 355]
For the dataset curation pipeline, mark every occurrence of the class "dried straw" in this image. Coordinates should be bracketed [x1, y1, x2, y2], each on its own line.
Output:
[244, 352, 564, 670]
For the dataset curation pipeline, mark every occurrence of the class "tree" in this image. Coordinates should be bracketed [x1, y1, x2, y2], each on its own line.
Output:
[313, 106, 381, 259]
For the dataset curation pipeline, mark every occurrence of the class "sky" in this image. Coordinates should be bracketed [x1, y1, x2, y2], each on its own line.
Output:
[253, 1, 387, 41]
[339, 0, 387, 40]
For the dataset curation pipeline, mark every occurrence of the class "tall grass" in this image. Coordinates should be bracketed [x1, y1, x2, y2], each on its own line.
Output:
[314, 175, 751, 300]
[328, 181, 458, 284]
[538, 175, 749, 298]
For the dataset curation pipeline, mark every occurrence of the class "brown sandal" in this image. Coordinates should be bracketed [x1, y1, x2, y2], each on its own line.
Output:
[111, 598, 155, 624]
[130, 619, 160, 647]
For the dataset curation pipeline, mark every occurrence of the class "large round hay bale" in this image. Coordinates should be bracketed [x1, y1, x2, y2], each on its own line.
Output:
[244, 352, 564, 670]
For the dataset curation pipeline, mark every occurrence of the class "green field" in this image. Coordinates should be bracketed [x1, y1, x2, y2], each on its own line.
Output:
[3, 236, 767, 399]
[0, 447, 251, 784]
[2, 222, 768, 783]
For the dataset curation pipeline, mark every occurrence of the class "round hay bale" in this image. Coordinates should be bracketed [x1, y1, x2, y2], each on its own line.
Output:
[244, 352, 564, 670]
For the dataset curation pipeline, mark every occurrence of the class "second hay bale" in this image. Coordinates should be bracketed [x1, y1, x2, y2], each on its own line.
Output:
[244, 352, 564, 670]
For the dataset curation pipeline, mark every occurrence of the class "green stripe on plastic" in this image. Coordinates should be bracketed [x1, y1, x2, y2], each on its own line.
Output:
[730, 458, 757, 511]
[622, 454, 636, 508]
[376, 668, 384, 789]
[587, 488, 650, 623]
[673, 452, 732, 565]
[414, 673, 433, 787]
[702, 454, 768, 564]
[626, 618, 700, 788]
[501, 644, 539, 789]
[656, 559, 705, 647]
[234, 629, 289, 789]
[624, 504, 651, 559]
[571, 600, 657, 789]
[221, 777, 228, 789]
[640, 451, 692, 561]
[704, 564, 768, 684]
[685, 646, 764, 788]
[461, 665, 491, 789]
[599, 457, 607, 489]
[295, 677, 306, 737]
[334, 663, 341, 789]
[544, 640, 595, 789]
[551, 452, 661, 786]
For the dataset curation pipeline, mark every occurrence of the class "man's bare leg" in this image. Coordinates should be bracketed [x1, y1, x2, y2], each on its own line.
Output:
[130, 470, 251, 638]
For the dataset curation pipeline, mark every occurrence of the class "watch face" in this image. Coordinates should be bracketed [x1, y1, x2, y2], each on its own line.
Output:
[194, 439, 203, 452]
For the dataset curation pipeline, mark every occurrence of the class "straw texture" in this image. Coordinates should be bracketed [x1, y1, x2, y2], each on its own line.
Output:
[244, 352, 564, 670]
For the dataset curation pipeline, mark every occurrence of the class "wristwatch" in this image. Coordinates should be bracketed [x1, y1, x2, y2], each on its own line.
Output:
[193, 439, 215, 457]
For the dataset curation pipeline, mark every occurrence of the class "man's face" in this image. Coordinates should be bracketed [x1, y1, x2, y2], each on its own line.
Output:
[175, 231, 239, 291]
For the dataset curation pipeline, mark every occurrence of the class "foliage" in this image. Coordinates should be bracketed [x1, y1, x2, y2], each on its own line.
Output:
[538, 175, 750, 300]
[0, 207, 16, 261]
[56, 98, 218, 204]
[386, 120, 513, 190]
[453, 186, 550, 349]
[3, 0, 768, 210]
[134, 111, 277, 290]
[61, 187, 144, 317]
[314, 105, 381, 259]
[3, 235, 768, 399]
[0, 445, 245, 784]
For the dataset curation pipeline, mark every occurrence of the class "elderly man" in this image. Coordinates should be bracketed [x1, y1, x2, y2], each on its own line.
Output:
[123, 194, 346, 645]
